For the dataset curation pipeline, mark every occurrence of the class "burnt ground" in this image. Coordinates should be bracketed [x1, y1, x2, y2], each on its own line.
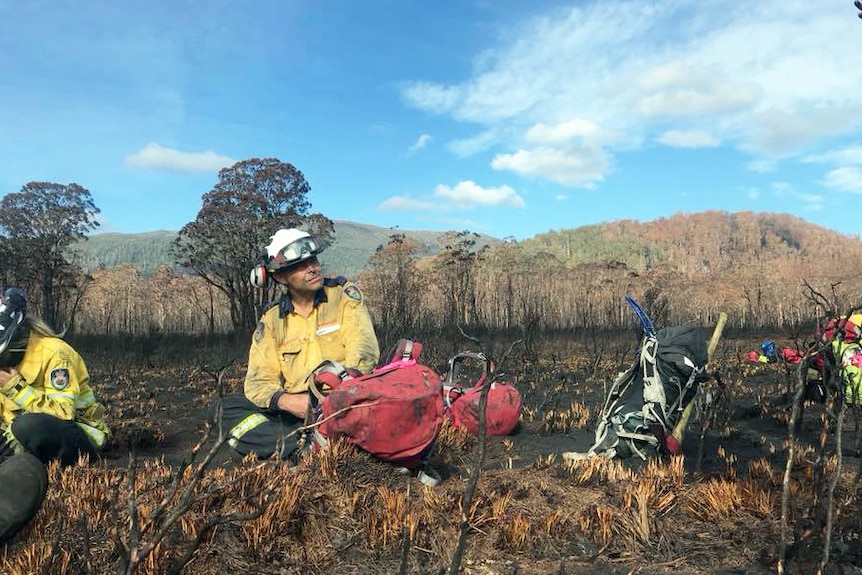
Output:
[5, 332, 862, 575]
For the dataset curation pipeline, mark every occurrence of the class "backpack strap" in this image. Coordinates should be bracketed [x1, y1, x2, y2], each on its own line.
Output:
[640, 335, 670, 432]
[381, 339, 423, 366]
[444, 351, 491, 388]
[305, 360, 351, 408]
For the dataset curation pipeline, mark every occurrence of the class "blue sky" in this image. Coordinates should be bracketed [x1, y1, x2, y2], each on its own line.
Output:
[1, 0, 861, 240]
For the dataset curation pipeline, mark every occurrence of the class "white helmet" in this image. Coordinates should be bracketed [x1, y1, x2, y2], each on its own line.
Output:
[264, 228, 321, 271]
[250, 228, 322, 288]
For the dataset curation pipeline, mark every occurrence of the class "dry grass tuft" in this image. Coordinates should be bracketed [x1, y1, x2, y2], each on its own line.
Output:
[748, 457, 778, 486]
[499, 512, 532, 549]
[541, 401, 592, 433]
[436, 419, 473, 464]
[685, 478, 741, 522]
[564, 455, 632, 486]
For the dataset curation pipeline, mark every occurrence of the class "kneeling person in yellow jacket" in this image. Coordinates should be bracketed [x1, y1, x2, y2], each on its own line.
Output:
[0, 287, 111, 466]
[214, 228, 380, 460]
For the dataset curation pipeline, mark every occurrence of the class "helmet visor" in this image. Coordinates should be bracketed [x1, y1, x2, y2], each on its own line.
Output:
[272, 236, 320, 268]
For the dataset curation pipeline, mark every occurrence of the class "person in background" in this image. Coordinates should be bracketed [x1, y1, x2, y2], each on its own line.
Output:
[215, 228, 380, 459]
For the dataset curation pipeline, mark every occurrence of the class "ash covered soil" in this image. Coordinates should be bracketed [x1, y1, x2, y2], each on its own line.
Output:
[5, 333, 862, 575]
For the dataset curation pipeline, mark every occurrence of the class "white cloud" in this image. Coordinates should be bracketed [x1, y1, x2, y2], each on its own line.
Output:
[805, 146, 862, 166]
[745, 187, 759, 200]
[378, 181, 525, 212]
[447, 129, 502, 157]
[746, 159, 776, 173]
[525, 119, 607, 145]
[377, 195, 438, 212]
[402, 82, 462, 115]
[770, 181, 823, 210]
[656, 130, 719, 148]
[408, 133, 432, 154]
[823, 167, 862, 194]
[401, 0, 862, 186]
[434, 180, 525, 208]
[770, 181, 791, 194]
[634, 60, 762, 119]
[125, 143, 234, 173]
[555, 194, 568, 201]
[491, 146, 609, 187]
[802, 145, 862, 194]
[792, 191, 825, 210]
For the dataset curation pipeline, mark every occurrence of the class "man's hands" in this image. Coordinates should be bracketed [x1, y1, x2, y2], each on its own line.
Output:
[0, 368, 19, 388]
[276, 392, 309, 419]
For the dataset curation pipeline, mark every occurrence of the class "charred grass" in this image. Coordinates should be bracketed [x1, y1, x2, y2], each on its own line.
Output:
[3, 333, 862, 574]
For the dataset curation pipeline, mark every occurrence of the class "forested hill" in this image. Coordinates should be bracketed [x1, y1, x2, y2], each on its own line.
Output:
[519, 211, 862, 275]
[72, 221, 493, 277]
[73, 211, 862, 281]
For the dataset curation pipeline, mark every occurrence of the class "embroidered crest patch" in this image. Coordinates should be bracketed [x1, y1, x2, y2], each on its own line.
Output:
[50, 368, 70, 390]
[253, 322, 265, 343]
[344, 285, 362, 302]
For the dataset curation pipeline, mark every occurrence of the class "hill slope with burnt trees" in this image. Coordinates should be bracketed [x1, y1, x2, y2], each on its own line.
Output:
[522, 211, 862, 275]
[69, 211, 862, 335]
[516, 211, 862, 328]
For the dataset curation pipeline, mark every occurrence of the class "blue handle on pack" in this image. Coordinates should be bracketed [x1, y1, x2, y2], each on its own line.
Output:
[625, 295, 656, 337]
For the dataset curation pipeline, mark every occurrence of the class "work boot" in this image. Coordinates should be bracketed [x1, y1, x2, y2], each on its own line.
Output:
[0, 452, 48, 543]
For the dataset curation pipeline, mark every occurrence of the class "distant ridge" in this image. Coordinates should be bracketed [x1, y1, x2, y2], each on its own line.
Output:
[73, 221, 497, 277]
[71, 212, 862, 282]
[73, 230, 178, 275]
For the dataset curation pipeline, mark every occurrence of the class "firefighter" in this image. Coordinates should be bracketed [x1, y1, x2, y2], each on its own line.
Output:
[0, 287, 110, 465]
[0, 287, 109, 541]
[215, 228, 380, 459]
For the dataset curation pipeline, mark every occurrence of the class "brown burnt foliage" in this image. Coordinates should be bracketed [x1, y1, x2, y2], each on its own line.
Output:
[3, 337, 862, 574]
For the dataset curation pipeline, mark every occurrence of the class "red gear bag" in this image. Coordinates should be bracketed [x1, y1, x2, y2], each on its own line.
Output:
[443, 352, 522, 436]
[309, 354, 443, 468]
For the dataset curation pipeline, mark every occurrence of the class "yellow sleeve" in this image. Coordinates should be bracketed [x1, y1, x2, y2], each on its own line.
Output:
[244, 311, 285, 409]
[340, 286, 380, 373]
[1, 353, 80, 420]
[0, 395, 20, 425]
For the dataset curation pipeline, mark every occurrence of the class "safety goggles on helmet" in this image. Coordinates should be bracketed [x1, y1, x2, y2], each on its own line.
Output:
[269, 236, 320, 270]
[0, 288, 27, 358]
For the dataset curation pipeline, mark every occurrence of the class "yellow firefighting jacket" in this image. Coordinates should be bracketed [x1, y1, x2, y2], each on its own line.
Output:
[244, 279, 380, 410]
[0, 334, 110, 448]
[833, 339, 862, 405]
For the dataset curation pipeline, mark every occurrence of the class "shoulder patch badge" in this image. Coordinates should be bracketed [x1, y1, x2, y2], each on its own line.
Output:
[343, 284, 363, 302]
[253, 322, 265, 343]
[50, 368, 70, 391]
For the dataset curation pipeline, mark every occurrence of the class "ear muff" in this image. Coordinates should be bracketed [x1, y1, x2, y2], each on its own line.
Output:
[250, 258, 270, 289]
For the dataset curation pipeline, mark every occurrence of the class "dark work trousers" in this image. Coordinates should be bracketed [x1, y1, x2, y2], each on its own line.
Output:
[210, 394, 303, 460]
[6, 413, 98, 467]
[0, 452, 48, 543]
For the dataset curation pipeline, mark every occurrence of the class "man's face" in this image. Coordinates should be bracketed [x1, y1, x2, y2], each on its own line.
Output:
[274, 256, 323, 295]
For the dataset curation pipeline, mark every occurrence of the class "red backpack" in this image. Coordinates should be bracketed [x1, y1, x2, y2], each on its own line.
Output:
[442, 352, 522, 436]
[307, 341, 443, 468]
